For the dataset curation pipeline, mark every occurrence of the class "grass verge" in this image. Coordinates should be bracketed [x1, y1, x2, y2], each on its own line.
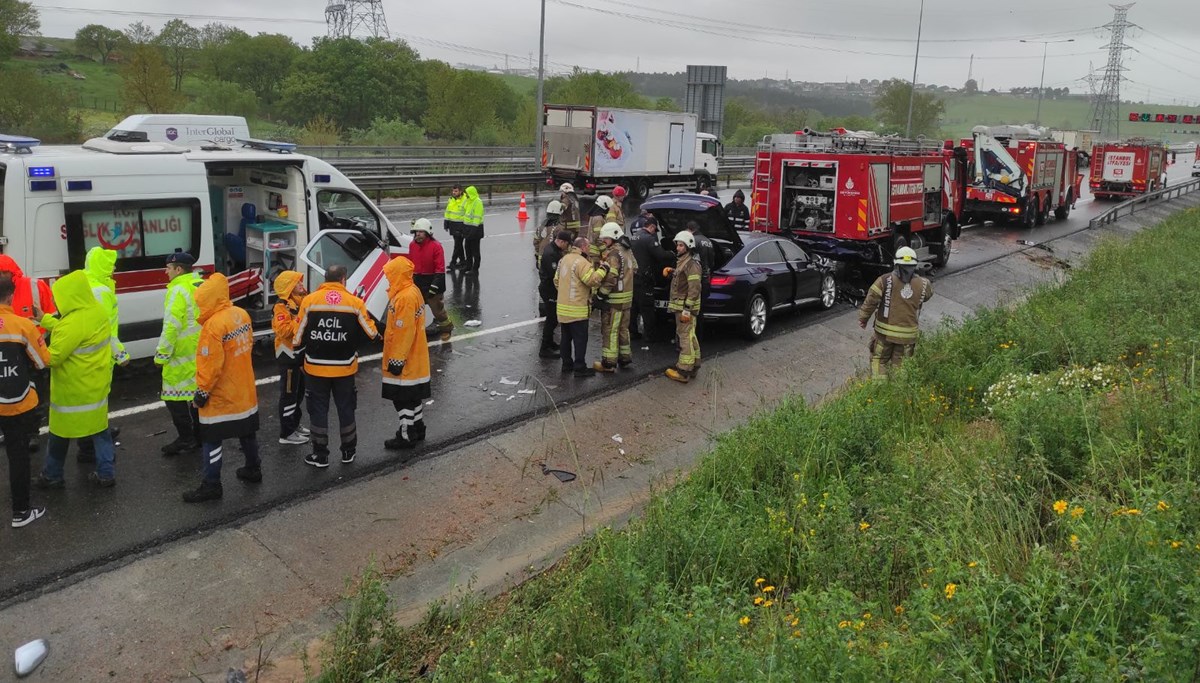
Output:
[320, 207, 1200, 681]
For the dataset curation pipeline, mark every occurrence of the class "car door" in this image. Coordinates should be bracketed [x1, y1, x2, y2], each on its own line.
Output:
[777, 239, 820, 305]
[745, 241, 795, 309]
[299, 228, 391, 319]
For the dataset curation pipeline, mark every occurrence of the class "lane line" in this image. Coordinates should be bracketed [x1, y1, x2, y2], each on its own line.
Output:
[93, 316, 547, 422]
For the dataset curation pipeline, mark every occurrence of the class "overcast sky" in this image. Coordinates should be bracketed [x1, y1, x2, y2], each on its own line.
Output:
[32, 0, 1200, 105]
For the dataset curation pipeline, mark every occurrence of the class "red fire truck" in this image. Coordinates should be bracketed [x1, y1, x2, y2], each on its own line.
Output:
[960, 125, 1077, 228]
[749, 130, 967, 268]
[1090, 139, 1167, 200]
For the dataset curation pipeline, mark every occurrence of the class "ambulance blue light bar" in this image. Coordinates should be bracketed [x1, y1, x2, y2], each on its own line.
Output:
[67, 180, 93, 191]
[0, 134, 41, 154]
[28, 166, 55, 178]
[29, 180, 57, 192]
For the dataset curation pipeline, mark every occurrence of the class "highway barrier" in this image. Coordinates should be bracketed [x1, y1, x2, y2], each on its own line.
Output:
[1089, 177, 1200, 229]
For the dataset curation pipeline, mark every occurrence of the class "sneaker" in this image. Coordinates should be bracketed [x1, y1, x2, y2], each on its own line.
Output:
[665, 367, 690, 384]
[341, 450, 356, 464]
[235, 466, 263, 483]
[304, 453, 330, 469]
[88, 472, 116, 488]
[12, 507, 45, 528]
[182, 481, 223, 503]
[33, 474, 64, 490]
[279, 431, 311, 445]
[574, 366, 596, 378]
[296, 425, 311, 437]
[593, 361, 616, 373]
[539, 347, 560, 359]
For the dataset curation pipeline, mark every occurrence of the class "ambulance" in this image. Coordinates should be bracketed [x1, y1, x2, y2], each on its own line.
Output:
[0, 130, 408, 359]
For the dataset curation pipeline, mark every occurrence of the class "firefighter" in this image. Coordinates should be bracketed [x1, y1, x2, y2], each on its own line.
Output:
[858, 246, 934, 377]
[631, 215, 673, 342]
[559, 183, 581, 237]
[608, 186, 627, 227]
[409, 219, 453, 341]
[183, 274, 262, 503]
[272, 271, 310, 445]
[554, 237, 610, 377]
[585, 196, 612, 263]
[461, 185, 485, 273]
[725, 190, 750, 231]
[35, 271, 115, 489]
[664, 231, 702, 383]
[593, 222, 636, 372]
[538, 230, 572, 359]
[155, 250, 203, 456]
[0, 276, 50, 527]
[381, 256, 432, 452]
[534, 200, 563, 269]
[444, 184, 467, 271]
[294, 265, 380, 468]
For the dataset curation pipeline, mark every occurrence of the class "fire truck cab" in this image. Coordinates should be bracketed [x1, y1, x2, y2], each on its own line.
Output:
[750, 129, 966, 268]
[961, 125, 1078, 229]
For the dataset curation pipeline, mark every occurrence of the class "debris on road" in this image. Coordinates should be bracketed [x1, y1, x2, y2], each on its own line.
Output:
[499, 377, 521, 385]
[611, 434, 624, 444]
[541, 464, 577, 483]
[518, 389, 537, 395]
[464, 320, 482, 327]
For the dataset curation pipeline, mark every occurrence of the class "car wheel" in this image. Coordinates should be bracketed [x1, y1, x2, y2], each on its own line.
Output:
[820, 274, 837, 309]
[742, 291, 768, 340]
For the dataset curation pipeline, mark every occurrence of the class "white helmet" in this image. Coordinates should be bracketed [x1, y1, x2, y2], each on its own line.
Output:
[559, 182, 575, 194]
[595, 195, 614, 211]
[411, 218, 434, 234]
[673, 231, 696, 249]
[894, 246, 918, 265]
[546, 200, 563, 215]
[599, 222, 624, 241]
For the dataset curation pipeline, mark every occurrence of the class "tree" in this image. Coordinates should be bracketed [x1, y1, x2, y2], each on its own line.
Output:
[653, 96, 677, 112]
[544, 69, 650, 109]
[196, 24, 246, 81]
[964, 79, 979, 94]
[874, 78, 945, 137]
[186, 79, 258, 118]
[212, 32, 300, 107]
[0, 0, 38, 61]
[75, 24, 122, 65]
[123, 21, 155, 46]
[155, 19, 199, 91]
[422, 61, 518, 141]
[0, 67, 81, 142]
[121, 45, 179, 113]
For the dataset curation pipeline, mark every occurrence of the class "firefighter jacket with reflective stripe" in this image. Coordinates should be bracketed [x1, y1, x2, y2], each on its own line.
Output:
[598, 242, 636, 306]
[406, 237, 447, 296]
[0, 305, 48, 417]
[194, 274, 259, 440]
[560, 193, 580, 231]
[272, 270, 304, 365]
[381, 257, 431, 402]
[155, 271, 202, 400]
[554, 248, 607, 324]
[443, 195, 465, 223]
[858, 272, 933, 344]
[46, 271, 112, 439]
[606, 204, 626, 229]
[668, 253, 702, 314]
[295, 283, 379, 378]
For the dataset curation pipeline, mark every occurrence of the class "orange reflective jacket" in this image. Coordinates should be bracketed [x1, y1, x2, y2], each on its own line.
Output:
[194, 274, 259, 440]
[0, 304, 49, 417]
[294, 283, 379, 378]
[381, 257, 431, 401]
[272, 271, 304, 365]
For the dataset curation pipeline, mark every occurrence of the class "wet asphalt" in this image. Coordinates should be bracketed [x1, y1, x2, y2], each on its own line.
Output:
[1, 158, 1195, 604]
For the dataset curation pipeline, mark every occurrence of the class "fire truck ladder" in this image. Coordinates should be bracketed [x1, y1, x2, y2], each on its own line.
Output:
[759, 132, 944, 156]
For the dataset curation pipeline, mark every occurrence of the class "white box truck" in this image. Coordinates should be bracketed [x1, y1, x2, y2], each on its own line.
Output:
[541, 105, 720, 198]
[105, 114, 251, 147]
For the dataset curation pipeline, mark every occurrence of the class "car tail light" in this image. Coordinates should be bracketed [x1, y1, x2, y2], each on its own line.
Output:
[710, 274, 735, 287]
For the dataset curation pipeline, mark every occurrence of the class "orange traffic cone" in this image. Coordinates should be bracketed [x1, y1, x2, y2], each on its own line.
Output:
[517, 193, 529, 221]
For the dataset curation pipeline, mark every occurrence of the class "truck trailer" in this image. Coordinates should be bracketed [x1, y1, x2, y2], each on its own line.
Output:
[1090, 139, 1167, 200]
[541, 105, 720, 198]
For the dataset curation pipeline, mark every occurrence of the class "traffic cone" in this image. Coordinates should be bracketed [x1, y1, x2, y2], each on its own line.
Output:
[517, 193, 529, 221]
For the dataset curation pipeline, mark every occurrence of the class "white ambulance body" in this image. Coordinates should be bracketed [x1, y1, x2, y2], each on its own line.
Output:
[0, 134, 408, 359]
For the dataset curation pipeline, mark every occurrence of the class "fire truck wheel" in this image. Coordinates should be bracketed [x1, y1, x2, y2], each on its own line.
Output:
[933, 226, 952, 268]
[742, 292, 769, 340]
[1034, 198, 1048, 227]
[1054, 199, 1071, 221]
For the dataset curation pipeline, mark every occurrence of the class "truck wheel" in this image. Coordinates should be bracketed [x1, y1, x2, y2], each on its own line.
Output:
[1054, 193, 1072, 220]
[635, 178, 652, 200]
[1021, 199, 1036, 229]
[1034, 197, 1047, 226]
[742, 291, 769, 340]
[933, 223, 952, 268]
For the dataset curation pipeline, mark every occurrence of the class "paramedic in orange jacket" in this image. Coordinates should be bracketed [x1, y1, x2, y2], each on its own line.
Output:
[272, 271, 309, 445]
[293, 264, 379, 469]
[183, 273, 261, 503]
[0, 276, 51, 527]
[381, 257, 431, 452]
[0, 254, 55, 451]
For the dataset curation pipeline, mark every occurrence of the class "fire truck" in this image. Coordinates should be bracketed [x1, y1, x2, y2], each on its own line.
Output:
[960, 125, 1077, 229]
[1090, 139, 1167, 200]
[749, 129, 967, 268]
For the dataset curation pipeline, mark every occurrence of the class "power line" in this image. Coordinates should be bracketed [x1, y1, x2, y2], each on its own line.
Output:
[1138, 27, 1200, 60]
[1126, 44, 1200, 84]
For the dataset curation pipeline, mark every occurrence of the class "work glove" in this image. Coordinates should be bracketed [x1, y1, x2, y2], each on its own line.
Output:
[193, 390, 210, 408]
[662, 267, 674, 278]
[387, 359, 406, 376]
[680, 310, 693, 323]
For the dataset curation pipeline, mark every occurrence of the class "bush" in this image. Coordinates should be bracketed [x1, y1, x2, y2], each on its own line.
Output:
[0, 67, 83, 143]
[348, 117, 426, 146]
[186, 79, 260, 119]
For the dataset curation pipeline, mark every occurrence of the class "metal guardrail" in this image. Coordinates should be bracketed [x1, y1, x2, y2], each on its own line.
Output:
[1089, 177, 1200, 229]
[298, 145, 535, 159]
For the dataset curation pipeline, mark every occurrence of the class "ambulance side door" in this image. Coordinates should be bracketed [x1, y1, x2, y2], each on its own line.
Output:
[298, 228, 391, 320]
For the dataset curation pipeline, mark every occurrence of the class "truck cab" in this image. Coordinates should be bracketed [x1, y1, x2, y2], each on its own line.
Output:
[696, 133, 721, 178]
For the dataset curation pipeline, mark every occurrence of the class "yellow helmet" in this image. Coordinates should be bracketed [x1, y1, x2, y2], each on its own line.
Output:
[894, 246, 918, 265]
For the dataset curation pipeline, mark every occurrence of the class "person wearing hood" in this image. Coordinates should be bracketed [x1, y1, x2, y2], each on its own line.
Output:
[0, 255, 56, 323]
[0, 276, 50, 527]
[724, 190, 750, 231]
[183, 273, 262, 502]
[460, 185, 485, 273]
[34, 271, 116, 489]
[858, 247, 933, 377]
[444, 184, 467, 271]
[155, 250, 203, 456]
[381, 257, 432, 452]
[272, 271, 309, 446]
[610, 185, 628, 226]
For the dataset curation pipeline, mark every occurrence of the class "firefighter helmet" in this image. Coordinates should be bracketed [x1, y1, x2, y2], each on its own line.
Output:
[559, 182, 575, 194]
[546, 200, 563, 215]
[894, 246, 918, 265]
[411, 218, 434, 234]
[595, 195, 614, 211]
[674, 231, 696, 249]
[612, 185, 627, 198]
[599, 222, 623, 241]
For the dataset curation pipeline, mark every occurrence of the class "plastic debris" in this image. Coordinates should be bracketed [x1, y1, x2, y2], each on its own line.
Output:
[518, 389, 537, 395]
[499, 377, 521, 385]
[506, 395, 517, 401]
[425, 399, 435, 405]
[488, 390, 504, 397]
[464, 320, 483, 327]
[541, 464, 577, 483]
[611, 434, 623, 444]
[641, 346, 650, 351]
[619, 448, 626, 456]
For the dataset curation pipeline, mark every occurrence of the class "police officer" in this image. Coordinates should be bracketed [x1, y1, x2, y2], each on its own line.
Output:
[155, 250, 202, 456]
[630, 215, 673, 342]
[534, 200, 563, 269]
[858, 247, 934, 377]
[444, 184, 467, 270]
[294, 265, 380, 468]
[724, 190, 750, 230]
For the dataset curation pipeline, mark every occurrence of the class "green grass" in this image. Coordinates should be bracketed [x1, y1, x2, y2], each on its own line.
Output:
[942, 93, 1200, 143]
[319, 206, 1200, 681]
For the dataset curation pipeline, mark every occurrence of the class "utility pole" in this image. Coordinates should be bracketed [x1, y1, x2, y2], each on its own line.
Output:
[1088, 3, 1135, 140]
[905, 0, 925, 137]
[535, 0, 547, 154]
[1021, 37, 1075, 127]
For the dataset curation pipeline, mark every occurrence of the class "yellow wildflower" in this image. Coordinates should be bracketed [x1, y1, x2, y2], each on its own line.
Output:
[945, 583, 958, 600]
[755, 578, 765, 586]
[754, 596, 765, 606]
[862, 612, 872, 620]
[881, 641, 890, 650]
[739, 616, 750, 627]
[792, 630, 802, 638]
[1070, 506, 1085, 519]
[763, 600, 775, 608]
[1170, 541, 1183, 549]
[859, 521, 871, 531]
[790, 618, 800, 627]
[967, 561, 977, 568]
[762, 585, 776, 593]
[838, 620, 851, 629]
[1053, 500, 1068, 515]
[1070, 534, 1079, 549]
[853, 620, 865, 631]
[1127, 508, 1142, 515]
[1157, 500, 1170, 512]
[894, 605, 905, 616]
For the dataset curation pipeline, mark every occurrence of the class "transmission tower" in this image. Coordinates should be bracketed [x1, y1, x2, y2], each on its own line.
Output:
[325, 0, 390, 40]
[1088, 3, 1134, 140]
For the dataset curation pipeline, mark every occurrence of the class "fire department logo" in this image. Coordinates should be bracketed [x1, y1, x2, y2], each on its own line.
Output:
[325, 290, 342, 306]
[845, 178, 855, 191]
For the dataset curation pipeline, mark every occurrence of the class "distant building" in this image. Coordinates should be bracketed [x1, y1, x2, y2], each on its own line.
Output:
[16, 38, 61, 58]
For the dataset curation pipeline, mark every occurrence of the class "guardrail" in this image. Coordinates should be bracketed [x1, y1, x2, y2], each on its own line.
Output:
[327, 154, 755, 178]
[298, 145, 535, 159]
[1089, 177, 1200, 229]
